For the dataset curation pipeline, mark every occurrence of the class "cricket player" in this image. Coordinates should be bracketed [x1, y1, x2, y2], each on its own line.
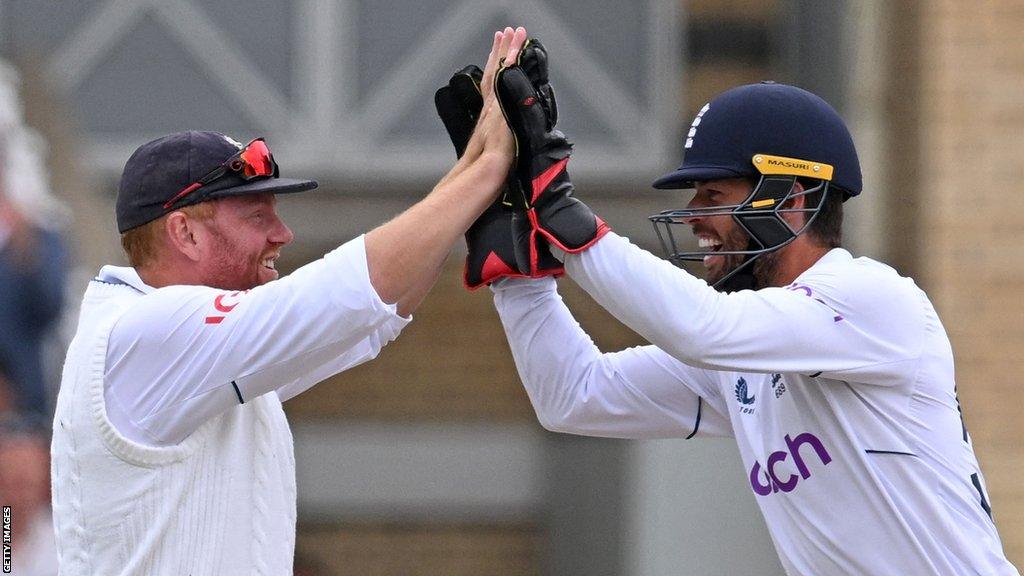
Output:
[475, 47, 1021, 575]
[50, 27, 528, 575]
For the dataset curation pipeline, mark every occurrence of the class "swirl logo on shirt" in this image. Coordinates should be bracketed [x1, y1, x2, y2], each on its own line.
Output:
[749, 432, 832, 496]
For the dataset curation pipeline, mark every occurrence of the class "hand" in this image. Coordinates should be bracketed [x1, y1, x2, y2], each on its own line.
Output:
[434, 30, 562, 289]
[495, 39, 610, 271]
[364, 27, 540, 315]
[464, 27, 527, 163]
[480, 28, 526, 110]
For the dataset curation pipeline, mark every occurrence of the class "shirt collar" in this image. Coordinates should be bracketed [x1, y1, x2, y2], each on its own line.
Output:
[814, 247, 852, 267]
[792, 247, 852, 283]
[95, 265, 155, 294]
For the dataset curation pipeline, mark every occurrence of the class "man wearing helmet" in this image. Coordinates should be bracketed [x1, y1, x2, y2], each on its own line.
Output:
[647, 81, 862, 293]
[477, 66, 1019, 575]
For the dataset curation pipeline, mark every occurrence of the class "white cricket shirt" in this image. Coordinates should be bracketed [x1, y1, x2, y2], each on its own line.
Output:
[100, 236, 409, 446]
[492, 232, 1018, 576]
[51, 236, 409, 575]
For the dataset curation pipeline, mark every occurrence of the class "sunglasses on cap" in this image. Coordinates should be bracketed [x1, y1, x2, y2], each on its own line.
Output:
[163, 138, 278, 209]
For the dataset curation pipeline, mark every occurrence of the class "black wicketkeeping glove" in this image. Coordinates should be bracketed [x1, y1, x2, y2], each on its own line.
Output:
[495, 39, 610, 274]
[434, 65, 483, 157]
[434, 63, 561, 289]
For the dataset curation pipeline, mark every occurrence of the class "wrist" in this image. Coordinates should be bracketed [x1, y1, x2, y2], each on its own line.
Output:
[451, 153, 506, 198]
[479, 148, 513, 174]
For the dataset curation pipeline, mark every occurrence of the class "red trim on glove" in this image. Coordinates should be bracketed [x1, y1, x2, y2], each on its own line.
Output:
[464, 252, 527, 291]
[531, 157, 569, 204]
[534, 215, 612, 254]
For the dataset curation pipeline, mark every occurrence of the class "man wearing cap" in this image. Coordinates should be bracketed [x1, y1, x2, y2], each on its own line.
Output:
[50, 27, 528, 576]
[481, 72, 1019, 574]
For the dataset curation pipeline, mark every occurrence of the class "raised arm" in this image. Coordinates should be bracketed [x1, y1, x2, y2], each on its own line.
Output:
[492, 277, 732, 439]
[104, 28, 532, 446]
[364, 27, 528, 317]
[565, 233, 923, 384]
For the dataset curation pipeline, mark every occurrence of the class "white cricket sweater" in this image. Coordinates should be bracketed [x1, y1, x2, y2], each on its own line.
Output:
[493, 232, 1019, 576]
[51, 277, 297, 575]
[51, 236, 408, 575]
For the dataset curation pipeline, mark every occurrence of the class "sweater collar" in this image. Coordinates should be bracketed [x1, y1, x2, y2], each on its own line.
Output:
[811, 247, 852, 269]
[791, 248, 852, 284]
[94, 265, 154, 294]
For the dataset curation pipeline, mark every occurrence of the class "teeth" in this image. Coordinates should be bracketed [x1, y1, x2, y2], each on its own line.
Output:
[697, 236, 722, 249]
[262, 258, 276, 269]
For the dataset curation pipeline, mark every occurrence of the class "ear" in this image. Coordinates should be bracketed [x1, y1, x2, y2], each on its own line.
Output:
[164, 211, 205, 262]
[780, 180, 808, 228]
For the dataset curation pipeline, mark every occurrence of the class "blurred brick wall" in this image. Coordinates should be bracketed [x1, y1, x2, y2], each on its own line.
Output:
[295, 524, 540, 576]
[916, 1, 1024, 566]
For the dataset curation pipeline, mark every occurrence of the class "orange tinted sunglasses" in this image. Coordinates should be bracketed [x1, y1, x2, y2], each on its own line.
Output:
[163, 138, 278, 209]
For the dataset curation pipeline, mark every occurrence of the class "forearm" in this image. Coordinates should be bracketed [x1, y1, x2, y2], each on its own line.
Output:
[492, 277, 601, 432]
[563, 233, 715, 365]
[564, 233, 920, 380]
[365, 150, 509, 316]
[435, 131, 485, 187]
[275, 316, 405, 402]
[492, 276, 718, 439]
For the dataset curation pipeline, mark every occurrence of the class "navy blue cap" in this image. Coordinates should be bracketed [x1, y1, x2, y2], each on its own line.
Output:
[116, 131, 318, 233]
[653, 82, 862, 198]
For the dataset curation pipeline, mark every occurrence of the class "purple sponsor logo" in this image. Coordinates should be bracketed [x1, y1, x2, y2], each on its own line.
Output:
[786, 283, 844, 322]
[749, 432, 832, 496]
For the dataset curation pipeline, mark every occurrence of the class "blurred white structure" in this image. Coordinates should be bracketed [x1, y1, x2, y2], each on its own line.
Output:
[0, 59, 69, 231]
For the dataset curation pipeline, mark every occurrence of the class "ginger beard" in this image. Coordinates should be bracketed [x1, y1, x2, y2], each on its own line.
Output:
[203, 219, 281, 291]
[192, 195, 290, 291]
[207, 223, 280, 289]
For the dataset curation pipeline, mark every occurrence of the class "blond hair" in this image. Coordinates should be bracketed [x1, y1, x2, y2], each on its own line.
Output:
[120, 202, 217, 268]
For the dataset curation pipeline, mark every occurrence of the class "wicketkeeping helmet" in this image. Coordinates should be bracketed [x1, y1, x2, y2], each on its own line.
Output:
[649, 81, 861, 290]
